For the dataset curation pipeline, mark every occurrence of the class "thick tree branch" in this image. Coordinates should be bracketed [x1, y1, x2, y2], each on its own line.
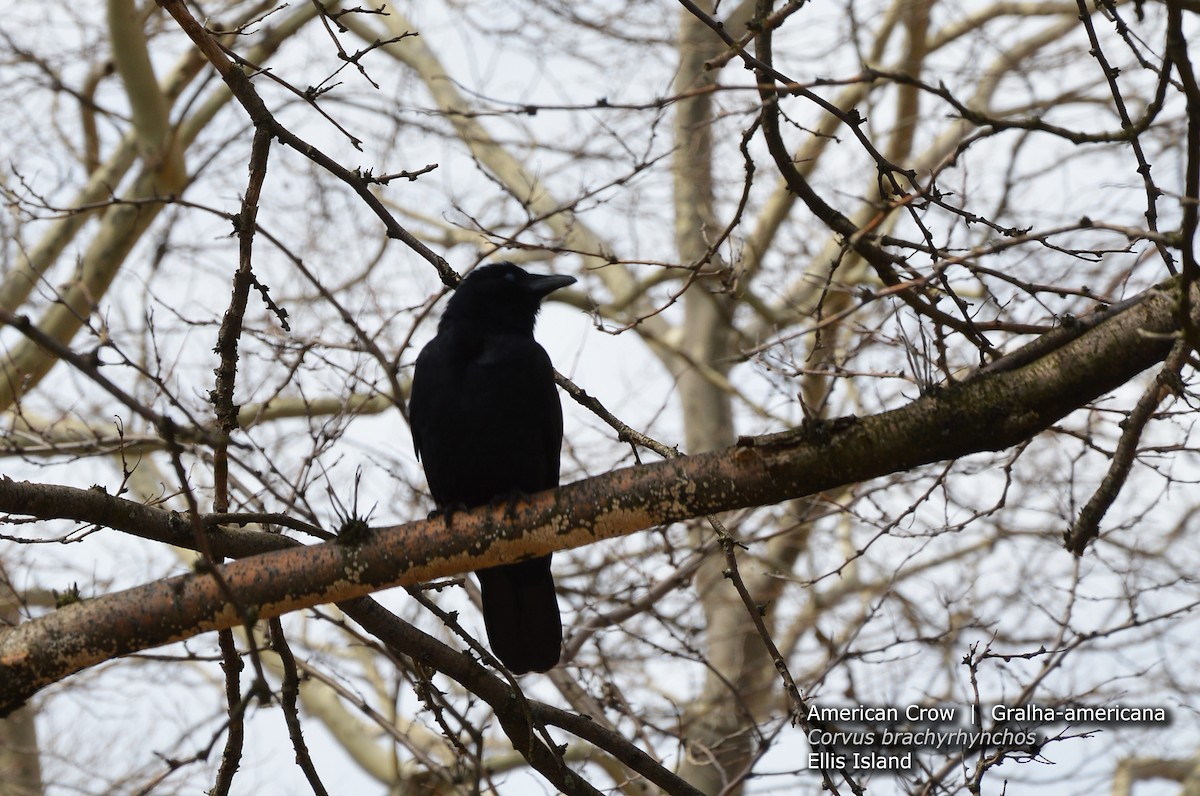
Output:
[0, 482, 695, 794]
[339, 599, 687, 796]
[0, 277, 1192, 713]
[0, 481, 302, 557]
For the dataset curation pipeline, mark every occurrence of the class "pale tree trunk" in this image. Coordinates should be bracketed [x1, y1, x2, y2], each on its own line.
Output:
[671, 4, 778, 794]
[0, 567, 43, 796]
[671, 4, 938, 791]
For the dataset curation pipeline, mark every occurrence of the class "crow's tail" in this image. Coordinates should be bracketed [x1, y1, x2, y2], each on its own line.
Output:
[477, 555, 562, 674]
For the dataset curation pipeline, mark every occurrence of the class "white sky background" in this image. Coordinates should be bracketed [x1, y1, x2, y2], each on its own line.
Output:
[2, 1, 1200, 794]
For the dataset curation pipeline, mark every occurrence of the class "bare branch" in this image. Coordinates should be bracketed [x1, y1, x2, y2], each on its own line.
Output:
[0, 275, 1192, 713]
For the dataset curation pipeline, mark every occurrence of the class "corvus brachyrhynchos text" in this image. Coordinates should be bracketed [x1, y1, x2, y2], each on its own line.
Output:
[409, 262, 576, 674]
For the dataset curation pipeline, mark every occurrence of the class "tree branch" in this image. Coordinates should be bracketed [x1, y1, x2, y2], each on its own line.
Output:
[1064, 338, 1190, 554]
[155, 0, 455, 284]
[0, 276, 1192, 713]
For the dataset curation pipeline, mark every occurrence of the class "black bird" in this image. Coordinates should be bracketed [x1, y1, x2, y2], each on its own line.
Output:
[408, 262, 576, 674]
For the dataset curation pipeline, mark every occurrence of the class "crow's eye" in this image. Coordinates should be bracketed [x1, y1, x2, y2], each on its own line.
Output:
[504, 271, 517, 282]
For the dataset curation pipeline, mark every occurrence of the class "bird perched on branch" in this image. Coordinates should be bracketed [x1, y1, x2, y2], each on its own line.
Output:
[408, 262, 576, 674]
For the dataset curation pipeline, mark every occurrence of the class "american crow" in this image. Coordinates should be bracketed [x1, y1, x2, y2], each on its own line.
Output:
[408, 262, 576, 674]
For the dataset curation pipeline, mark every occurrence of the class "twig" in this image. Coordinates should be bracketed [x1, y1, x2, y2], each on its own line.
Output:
[155, 0, 456, 286]
[1076, 0, 1176, 273]
[1065, 338, 1189, 554]
[1165, 2, 1200, 346]
[212, 629, 245, 796]
[269, 618, 330, 796]
[0, 308, 222, 448]
[206, 125, 274, 714]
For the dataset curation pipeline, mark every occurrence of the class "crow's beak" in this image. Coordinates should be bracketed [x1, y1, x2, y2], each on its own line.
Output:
[524, 273, 577, 299]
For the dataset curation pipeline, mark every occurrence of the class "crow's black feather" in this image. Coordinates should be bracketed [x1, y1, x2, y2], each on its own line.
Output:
[409, 262, 575, 674]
